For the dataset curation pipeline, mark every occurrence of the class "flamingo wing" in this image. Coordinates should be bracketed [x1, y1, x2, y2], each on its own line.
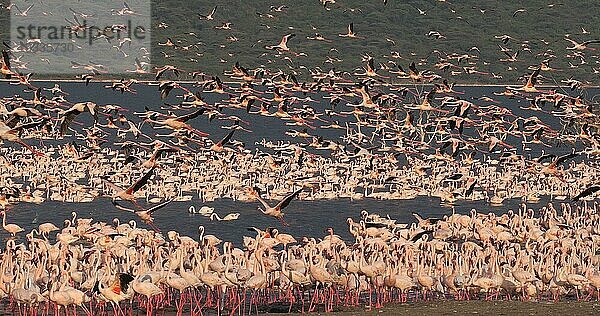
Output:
[111, 199, 136, 213]
[572, 185, 600, 201]
[59, 108, 82, 136]
[276, 187, 303, 210]
[554, 151, 578, 166]
[145, 198, 174, 215]
[217, 129, 235, 146]
[527, 68, 540, 86]
[127, 166, 155, 194]
[176, 108, 205, 122]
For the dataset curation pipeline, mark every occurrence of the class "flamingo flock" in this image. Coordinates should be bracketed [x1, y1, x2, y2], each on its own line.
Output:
[0, 0, 598, 314]
[0, 202, 600, 316]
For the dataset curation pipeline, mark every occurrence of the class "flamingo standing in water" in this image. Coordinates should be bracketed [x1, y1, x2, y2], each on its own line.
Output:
[210, 212, 240, 221]
[1, 210, 24, 236]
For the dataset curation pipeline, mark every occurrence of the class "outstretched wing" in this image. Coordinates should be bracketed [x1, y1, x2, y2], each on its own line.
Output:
[59, 106, 84, 136]
[155, 67, 167, 80]
[111, 199, 135, 213]
[110, 273, 134, 294]
[102, 177, 125, 194]
[409, 62, 418, 74]
[536, 153, 556, 163]
[176, 108, 205, 122]
[1, 51, 10, 69]
[277, 187, 303, 210]
[554, 151, 578, 166]
[217, 129, 235, 146]
[572, 185, 600, 201]
[13, 118, 48, 132]
[582, 39, 600, 46]
[564, 37, 578, 46]
[60, 113, 77, 136]
[251, 186, 271, 209]
[146, 198, 174, 215]
[425, 89, 435, 103]
[527, 68, 540, 86]
[367, 57, 374, 72]
[127, 167, 155, 194]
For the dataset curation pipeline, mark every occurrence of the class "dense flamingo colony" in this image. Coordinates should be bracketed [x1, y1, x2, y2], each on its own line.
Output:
[2, 203, 600, 316]
[0, 141, 598, 205]
[0, 0, 599, 315]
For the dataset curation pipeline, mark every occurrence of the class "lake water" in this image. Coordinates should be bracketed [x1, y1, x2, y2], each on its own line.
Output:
[4, 196, 551, 245]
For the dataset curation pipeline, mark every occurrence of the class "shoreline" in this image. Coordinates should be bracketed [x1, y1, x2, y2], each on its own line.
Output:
[3, 299, 599, 316]
[288, 300, 600, 316]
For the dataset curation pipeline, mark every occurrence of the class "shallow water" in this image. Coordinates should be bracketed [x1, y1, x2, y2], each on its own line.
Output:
[2, 195, 551, 245]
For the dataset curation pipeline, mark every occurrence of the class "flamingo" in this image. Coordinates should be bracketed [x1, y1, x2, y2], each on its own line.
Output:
[249, 186, 303, 226]
[59, 102, 98, 136]
[101, 166, 156, 208]
[0, 120, 46, 156]
[1, 210, 24, 236]
[210, 212, 240, 221]
[265, 34, 296, 53]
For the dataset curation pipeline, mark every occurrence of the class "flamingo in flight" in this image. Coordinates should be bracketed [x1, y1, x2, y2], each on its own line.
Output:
[101, 166, 156, 209]
[249, 186, 304, 226]
[111, 198, 174, 232]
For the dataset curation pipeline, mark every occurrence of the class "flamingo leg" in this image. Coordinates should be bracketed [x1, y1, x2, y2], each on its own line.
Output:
[16, 139, 44, 156]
